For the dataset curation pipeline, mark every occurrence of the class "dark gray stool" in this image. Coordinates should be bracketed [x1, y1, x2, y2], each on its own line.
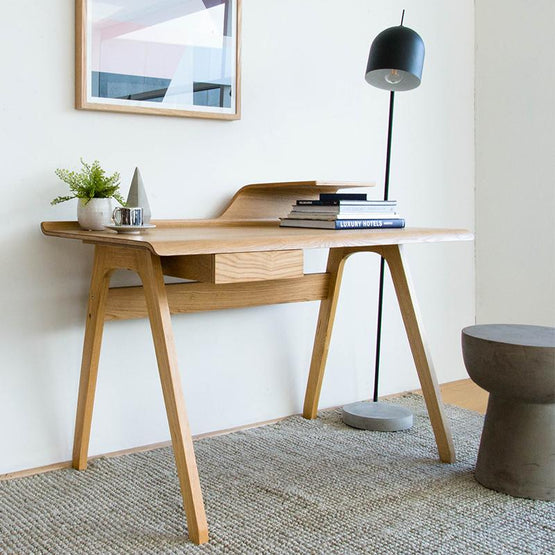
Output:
[462, 324, 555, 501]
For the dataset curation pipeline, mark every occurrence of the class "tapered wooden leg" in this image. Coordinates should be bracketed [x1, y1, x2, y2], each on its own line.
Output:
[137, 250, 209, 545]
[381, 244, 456, 463]
[303, 248, 350, 419]
[72, 246, 113, 470]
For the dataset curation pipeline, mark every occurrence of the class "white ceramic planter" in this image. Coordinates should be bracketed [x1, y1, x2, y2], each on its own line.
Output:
[77, 198, 112, 230]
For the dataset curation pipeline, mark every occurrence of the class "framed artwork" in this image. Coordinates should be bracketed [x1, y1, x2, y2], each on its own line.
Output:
[75, 0, 241, 120]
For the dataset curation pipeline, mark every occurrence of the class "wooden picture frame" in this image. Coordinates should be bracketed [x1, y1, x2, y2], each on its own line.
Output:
[75, 0, 241, 120]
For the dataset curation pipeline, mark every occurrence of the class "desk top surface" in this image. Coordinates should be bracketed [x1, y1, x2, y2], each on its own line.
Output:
[41, 220, 473, 256]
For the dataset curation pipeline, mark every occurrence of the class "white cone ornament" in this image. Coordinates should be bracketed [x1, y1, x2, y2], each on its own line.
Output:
[127, 167, 151, 224]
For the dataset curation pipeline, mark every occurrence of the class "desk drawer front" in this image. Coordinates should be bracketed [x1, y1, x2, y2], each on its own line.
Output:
[162, 250, 304, 284]
[215, 250, 303, 283]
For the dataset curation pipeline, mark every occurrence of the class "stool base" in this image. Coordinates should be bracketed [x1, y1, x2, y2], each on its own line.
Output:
[475, 396, 555, 501]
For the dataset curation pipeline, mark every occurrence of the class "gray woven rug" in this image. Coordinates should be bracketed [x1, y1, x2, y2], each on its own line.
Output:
[1, 395, 553, 554]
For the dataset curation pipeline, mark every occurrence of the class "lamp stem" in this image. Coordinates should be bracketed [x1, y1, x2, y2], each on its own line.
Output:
[373, 90, 395, 402]
[384, 90, 395, 201]
[373, 257, 386, 402]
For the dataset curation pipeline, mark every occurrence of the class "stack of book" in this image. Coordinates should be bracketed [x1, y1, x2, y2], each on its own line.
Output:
[279, 193, 405, 229]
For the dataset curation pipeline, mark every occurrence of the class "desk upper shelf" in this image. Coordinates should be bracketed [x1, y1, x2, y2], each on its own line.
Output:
[217, 180, 374, 220]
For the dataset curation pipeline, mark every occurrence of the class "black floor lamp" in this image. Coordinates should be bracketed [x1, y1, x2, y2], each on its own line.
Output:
[342, 12, 425, 431]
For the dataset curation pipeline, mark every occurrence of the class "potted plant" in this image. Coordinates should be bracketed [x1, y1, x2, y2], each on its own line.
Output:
[51, 159, 125, 230]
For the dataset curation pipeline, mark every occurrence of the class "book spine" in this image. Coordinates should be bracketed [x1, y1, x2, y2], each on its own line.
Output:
[296, 200, 397, 206]
[297, 200, 341, 206]
[287, 213, 400, 220]
[335, 219, 405, 229]
[319, 193, 367, 201]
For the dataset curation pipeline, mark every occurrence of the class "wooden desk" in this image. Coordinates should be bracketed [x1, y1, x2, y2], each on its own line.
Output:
[41, 181, 473, 544]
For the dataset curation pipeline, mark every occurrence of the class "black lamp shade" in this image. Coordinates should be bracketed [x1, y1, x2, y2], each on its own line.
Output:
[365, 25, 425, 91]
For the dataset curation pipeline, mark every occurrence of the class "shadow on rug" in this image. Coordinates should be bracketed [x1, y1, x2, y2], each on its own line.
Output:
[1, 395, 553, 554]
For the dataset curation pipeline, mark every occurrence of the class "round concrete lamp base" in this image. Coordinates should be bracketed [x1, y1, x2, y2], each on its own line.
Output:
[342, 401, 413, 432]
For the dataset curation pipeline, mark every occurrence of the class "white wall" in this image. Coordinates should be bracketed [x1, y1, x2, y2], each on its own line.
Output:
[476, 0, 555, 325]
[0, 0, 474, 475]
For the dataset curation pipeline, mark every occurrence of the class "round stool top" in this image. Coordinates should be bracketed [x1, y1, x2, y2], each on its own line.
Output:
[462, 324, 555, 349]
[462, 324, 555, 402]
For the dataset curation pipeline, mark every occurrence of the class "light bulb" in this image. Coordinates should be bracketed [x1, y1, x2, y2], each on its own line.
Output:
[385, 69, 403, 85]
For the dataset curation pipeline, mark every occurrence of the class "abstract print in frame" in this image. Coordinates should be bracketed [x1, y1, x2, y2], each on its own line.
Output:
[75, 0, 241, 119]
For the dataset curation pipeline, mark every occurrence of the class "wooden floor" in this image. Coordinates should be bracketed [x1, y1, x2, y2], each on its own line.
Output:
[414, 378, 488, 415]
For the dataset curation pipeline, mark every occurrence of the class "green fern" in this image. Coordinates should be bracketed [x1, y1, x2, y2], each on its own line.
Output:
[51, 159, 125, 205]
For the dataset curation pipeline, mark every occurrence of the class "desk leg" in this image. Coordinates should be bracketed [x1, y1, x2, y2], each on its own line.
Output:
[381, 245, 456, 463]
[137, 250, 209, 545]
[73, 246, 113, 470]
[303, 248, 349, 419]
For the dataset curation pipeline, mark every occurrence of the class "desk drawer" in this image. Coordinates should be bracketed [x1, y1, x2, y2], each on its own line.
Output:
[162, 250, 304, 284]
